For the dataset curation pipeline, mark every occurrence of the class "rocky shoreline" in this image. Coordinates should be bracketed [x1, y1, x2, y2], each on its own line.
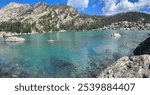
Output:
[98, 55, 150, 78]
[99, 21, 150, 30]
[99, 36, 150, 78]
[0, 31, 38, 37]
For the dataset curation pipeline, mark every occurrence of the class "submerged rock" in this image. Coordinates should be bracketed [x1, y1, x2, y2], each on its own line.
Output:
[111, 33, 121, 38]
[0, 64, 12, 77]
[134, 37, 150, 55]
[98, 55, 150, 78]
[41, 57, 76, 77]
[5, 36, 25, 42]
[0, 65, 30, 78]
[49, 57, 72, 68]
[11, 67, 30, 78]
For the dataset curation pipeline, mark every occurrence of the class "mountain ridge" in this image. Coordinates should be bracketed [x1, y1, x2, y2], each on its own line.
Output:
[0, 2, 150, 33]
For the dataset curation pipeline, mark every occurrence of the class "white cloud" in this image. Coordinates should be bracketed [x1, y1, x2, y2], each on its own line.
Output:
[103, 0, 150, 15]
[67, 0, 89, 9]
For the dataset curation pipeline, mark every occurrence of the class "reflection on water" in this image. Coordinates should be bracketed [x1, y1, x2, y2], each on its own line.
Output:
[0, 30, 149, 78]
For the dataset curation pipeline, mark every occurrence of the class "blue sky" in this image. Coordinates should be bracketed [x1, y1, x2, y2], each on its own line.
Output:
[0, 0, 150, 15]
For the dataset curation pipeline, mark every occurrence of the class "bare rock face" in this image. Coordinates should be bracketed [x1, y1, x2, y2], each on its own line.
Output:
[0, 2, 82, 32]
[0, 2, 30, 22]
[32, 3, 49, 14]
[98, 55, 150, 78]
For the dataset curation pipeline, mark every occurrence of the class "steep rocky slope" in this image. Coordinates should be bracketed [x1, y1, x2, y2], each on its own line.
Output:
[0, 2, 30, 22]
[0, 2, 150, 33]
[0, 2, 99, 33]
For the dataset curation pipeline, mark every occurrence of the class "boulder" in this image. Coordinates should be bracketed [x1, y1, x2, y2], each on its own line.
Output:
[48, 40, 55, 43]
[134, 37, 150, 55]
[98, 55, 150, 78]
[111, 33, 121, 38]
[5, 36, 25, 42]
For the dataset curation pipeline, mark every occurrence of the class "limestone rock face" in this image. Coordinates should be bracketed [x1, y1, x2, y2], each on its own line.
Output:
[98, 55, 150, 78]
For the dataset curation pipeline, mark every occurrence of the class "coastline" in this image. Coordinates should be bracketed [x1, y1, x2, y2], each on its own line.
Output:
[1, 28, 149, 38]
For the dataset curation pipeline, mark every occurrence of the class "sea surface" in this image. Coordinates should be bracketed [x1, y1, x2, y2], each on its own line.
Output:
[0, 30, 149, 78]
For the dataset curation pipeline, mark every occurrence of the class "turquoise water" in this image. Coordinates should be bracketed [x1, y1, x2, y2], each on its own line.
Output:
[0, 30, 149, 78]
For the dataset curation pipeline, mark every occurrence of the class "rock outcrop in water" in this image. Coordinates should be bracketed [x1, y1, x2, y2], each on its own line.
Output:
[5, 36, 25, 42]
[134, 37, 150, 55]
[48, 40, 58, 44]
[98, 55, 150, 78]
[111, 33, 121, 38]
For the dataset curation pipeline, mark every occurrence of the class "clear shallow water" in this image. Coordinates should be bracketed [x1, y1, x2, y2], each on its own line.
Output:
[0, 30, 149, 78]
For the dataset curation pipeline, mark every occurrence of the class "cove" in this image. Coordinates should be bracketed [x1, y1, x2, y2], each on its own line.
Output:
[0, 30, 149, 78]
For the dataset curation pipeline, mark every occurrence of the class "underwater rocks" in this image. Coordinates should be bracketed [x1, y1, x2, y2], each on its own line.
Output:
[11, 67, 30, 78]
[49, 57, 73, 68]
[134, 37, 150, 55]
[40, 57, 76, 78]
[0, 64, 30, 78]
[98, 55, 150, 78]
[5, 36, 25, 42]
[0, 57, 31, 78]
[123, 42, 138, 49]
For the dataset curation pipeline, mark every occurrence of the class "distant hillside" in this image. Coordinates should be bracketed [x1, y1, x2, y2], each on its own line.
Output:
[0, 2, 150, 33]
[101, 12, 150, 25]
